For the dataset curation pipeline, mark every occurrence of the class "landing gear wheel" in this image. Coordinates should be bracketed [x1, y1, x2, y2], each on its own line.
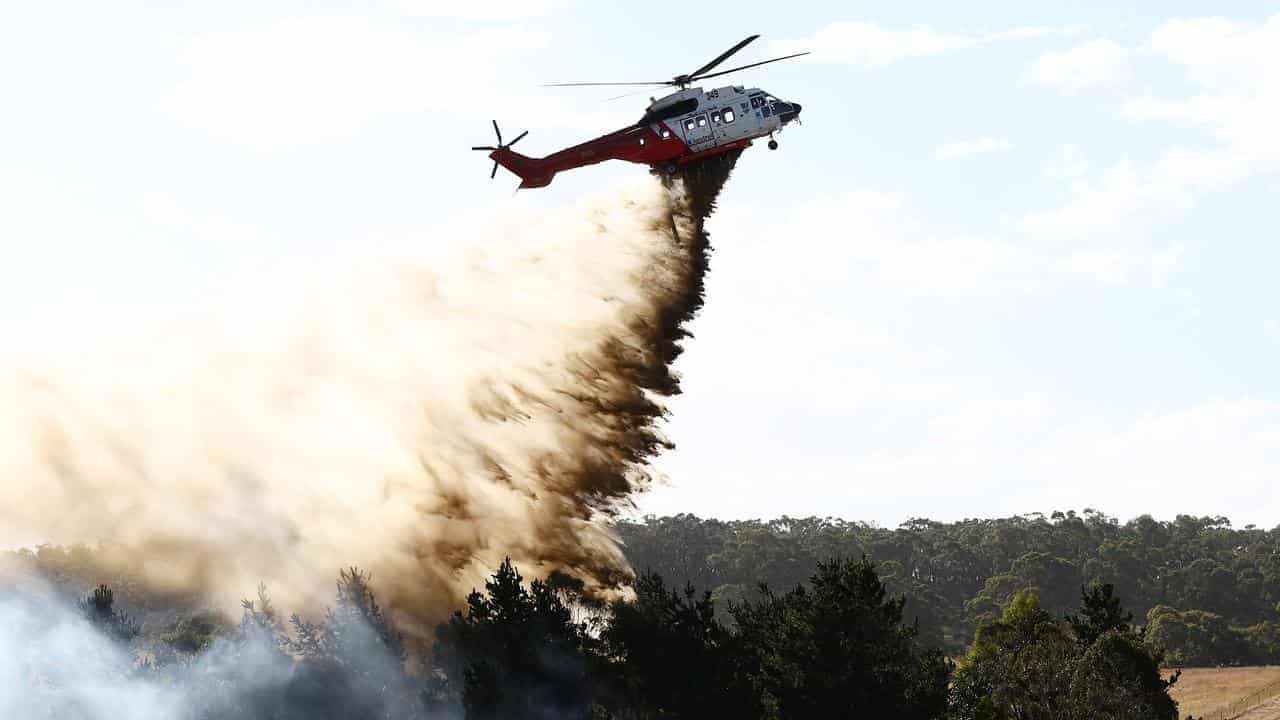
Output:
[768, 139, 779, 150]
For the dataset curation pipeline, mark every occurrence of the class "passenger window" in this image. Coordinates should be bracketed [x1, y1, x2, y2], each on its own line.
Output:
[723, 109, 735, 123]
[684, 118, 696, 131]
[660, 128, 671, 139]
[711, 110, 722, 124]
[697, 115, 707, 127]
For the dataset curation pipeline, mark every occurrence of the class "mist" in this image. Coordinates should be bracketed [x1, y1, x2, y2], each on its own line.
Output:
[0, 161, 736, 643]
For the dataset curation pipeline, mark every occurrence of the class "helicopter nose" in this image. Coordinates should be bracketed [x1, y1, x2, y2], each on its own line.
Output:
[780, 101, 802, 124]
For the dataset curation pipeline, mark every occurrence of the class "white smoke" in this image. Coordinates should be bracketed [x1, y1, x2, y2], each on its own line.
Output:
[0, 576, 413, 719]
[0, 587, 184, 720]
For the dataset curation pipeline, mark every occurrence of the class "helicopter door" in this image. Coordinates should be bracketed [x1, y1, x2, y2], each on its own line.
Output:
[681, 113, 715, 149]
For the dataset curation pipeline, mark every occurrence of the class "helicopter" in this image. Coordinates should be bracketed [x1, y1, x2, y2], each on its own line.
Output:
[472, 35, 807, 189]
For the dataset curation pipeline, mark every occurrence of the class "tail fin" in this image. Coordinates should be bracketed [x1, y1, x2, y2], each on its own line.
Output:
[471, 120, 554, 189]
[490, 148, 556, 189]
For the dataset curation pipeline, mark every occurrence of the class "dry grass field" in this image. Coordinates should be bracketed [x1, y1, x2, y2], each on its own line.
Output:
[1170, 667, 1280, 719]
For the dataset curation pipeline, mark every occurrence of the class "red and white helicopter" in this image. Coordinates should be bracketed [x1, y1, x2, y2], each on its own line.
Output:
[473, 35, 807, 189]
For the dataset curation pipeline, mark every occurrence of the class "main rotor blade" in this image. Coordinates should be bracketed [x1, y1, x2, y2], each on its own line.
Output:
[492, 119, 502, 146]
[543, 81, 671, 87]
[491, 161, 498, 179]
[472, 145, 497, 151]
[692, 51, 811, 81]
[688, 34, 760, 79]
[508, 130, 529, 146]
[606, 87, 659, 101]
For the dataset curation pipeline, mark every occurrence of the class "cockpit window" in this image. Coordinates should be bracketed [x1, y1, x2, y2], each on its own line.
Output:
[750, 95, 763, 109]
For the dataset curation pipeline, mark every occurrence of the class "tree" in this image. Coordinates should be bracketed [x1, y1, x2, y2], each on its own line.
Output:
[80, 583, 140, 642]
[285, 568, 416, 720]
[432, 558, 595, 720]
[1144, 605, 1249, 666]
[949, 591, 1077, 720]
[950, 589, 1180, 720]
[1068, 582, 1133, 645]
[598, 570, 757, 718]
[731, 556, 950, 720]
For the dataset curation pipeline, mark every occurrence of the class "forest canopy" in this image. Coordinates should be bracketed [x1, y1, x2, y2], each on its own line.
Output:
[616, 511, 1280, 664]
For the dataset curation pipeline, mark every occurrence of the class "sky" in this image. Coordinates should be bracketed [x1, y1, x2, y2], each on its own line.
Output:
[1, 1, 1278, 528]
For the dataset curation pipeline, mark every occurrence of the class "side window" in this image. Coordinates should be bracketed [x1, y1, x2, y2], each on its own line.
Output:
[684, 117, 696, 132]
[711, 110, 722, 124]
[697, 115, 707, 127]
[740, 102, 748, 111]
[660, 128, 671, 139]
[723, 108, 735, 123]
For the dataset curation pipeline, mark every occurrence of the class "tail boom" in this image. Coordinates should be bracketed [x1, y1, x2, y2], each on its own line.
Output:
[488, 124, 691, 189]
[486, 148, 552, 188]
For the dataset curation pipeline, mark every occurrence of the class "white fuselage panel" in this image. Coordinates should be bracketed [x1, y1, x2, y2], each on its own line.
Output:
[655, 85, 784, 152]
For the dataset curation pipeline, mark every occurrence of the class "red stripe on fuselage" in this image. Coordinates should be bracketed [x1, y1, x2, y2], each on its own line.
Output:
[491, 122, 754, 188]
[540, 124, 689, 172]
[490, 124, 688, 187]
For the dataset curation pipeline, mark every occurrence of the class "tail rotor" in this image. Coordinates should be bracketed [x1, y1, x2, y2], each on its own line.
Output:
[471, 120, 529, 180]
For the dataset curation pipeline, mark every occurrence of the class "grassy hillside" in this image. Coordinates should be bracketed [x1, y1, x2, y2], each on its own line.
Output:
[1169, 666, 1280, 719]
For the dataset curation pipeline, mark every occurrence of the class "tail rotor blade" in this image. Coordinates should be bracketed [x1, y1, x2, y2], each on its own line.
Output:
[475, 120, 529, 181]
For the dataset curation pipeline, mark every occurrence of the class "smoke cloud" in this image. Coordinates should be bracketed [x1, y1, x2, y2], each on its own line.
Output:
[0, 158, 738, 641]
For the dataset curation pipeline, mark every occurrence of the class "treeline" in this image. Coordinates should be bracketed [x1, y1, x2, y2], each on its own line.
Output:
[17, 556, 1184, 719]
[615, 511, 1280, 664]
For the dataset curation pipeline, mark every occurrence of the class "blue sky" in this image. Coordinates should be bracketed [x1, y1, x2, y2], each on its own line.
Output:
[2, 2, 1278, 526]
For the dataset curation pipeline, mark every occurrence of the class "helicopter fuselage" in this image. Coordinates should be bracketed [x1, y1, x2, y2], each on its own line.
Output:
[487, 84, 801, 189]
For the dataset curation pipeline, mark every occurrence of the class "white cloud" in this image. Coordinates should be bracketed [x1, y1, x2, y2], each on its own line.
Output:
[1146, 16, 1272, 88]
[1016, 14, 1280, 284]
[1014, 154, 1205, 284]
[389, 0, 572, 20]
[935, 137, 1012, 160]
[163, 17, 550, 150]
[1044, 144, 1089, 179]
[773, 22, 1086, 67]
[654, 303, 1280, 523]
[1123, 15, 1280, 160]
[691, 180, 1181, 307]
[1023, 38, 1131, 92]
[713, 189, 1056, 299]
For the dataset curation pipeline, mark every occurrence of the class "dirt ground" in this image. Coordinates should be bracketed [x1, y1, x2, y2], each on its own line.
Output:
[1170, 667, 1280, 719]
